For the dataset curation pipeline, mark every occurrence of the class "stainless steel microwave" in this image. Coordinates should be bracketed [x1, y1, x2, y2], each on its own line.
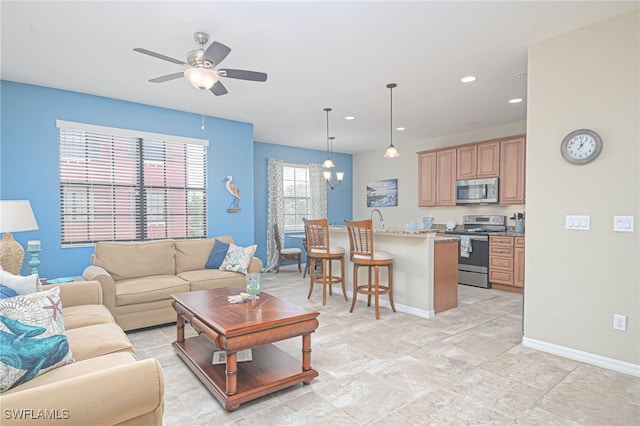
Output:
[455, 177, 499, 204]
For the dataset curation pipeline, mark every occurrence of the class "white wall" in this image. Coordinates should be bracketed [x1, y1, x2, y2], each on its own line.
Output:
[524, 11, 639, 368]
[351, 121, 526, 229]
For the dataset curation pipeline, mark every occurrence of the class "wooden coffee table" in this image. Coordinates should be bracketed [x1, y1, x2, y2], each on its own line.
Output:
[171, 287, 320, 411]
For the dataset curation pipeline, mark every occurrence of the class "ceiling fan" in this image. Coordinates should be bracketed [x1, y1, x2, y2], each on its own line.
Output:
[134, 32, 267, 96]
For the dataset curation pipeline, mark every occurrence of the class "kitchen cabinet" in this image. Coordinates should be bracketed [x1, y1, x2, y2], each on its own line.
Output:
[418, 148, 456, 207]
[456, 141, 500, 180]
[499, 135, 526, 204]
[418, 151, 437, 206]
[490, 235, 525, 290]
[489, 235, 514, 286]
[434, 239, 458, 313]
[514, 237, 525, 288]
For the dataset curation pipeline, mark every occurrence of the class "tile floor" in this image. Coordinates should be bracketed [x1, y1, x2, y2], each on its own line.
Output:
[129, 268, 639, 425]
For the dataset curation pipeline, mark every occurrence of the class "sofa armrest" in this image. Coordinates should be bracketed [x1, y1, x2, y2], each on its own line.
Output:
[37, 281, 103, 307]
[248, 256, 263, 273]
[0, 358, 164, 426]
[82, 265, 117, 314]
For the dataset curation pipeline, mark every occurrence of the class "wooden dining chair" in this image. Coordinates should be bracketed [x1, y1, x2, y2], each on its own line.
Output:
[303, 218, 347, 305]
[274, 223, 302, 273]
[344, 218, 396, 319]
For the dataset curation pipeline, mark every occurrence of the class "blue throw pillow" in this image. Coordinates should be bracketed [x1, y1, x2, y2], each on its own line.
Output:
[205, 240, 230, 269]
[0, 284, 18, 299]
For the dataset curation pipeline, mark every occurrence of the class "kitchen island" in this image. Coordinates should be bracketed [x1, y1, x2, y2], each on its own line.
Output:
[328, 227, 458, 318]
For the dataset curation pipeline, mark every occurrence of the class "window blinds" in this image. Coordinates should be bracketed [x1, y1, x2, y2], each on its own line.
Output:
[58, 121, 207, 246]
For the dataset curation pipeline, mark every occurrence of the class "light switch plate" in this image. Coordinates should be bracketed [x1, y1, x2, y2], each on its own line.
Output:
[565, 215, 590, 230]
[613, 216, 634, 232]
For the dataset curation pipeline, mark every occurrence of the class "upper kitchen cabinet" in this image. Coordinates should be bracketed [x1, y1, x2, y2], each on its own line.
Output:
[418, 151, 437, 206]
[456, 141, 500, 180]
[418, 148, 457, 206]
[499, 135, 526, 205]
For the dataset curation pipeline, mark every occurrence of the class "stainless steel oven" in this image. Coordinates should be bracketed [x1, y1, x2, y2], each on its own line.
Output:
[445, 215, 507, 288]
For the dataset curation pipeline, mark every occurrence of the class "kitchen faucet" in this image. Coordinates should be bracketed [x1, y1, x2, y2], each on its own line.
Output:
[370, 209, 384, 229]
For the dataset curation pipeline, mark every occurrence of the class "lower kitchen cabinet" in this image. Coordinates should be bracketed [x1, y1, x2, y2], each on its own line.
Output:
[489, 235, 524, 291]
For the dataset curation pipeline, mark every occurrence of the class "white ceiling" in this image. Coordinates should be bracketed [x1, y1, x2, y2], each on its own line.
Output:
[2, 1, 637, 154]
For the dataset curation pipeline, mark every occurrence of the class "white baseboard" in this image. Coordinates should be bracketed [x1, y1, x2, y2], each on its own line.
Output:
[332, 288, 435, 319]
[522, 336, 640, 377]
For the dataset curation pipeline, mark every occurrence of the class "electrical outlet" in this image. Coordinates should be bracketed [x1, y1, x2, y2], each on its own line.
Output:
[613, 314, 627, 331]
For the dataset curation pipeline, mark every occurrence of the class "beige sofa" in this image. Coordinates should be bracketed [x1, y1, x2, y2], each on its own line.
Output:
[83, 237, 263, 331]
[0, 281, 164, 426]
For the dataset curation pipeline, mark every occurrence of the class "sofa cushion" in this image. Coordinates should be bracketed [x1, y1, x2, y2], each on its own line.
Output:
[65, 323, 132, 361]
[220, 244, 257, 274]
[0, 271, 38, 295]
[115, 276, 190, 306]
[174, 236, 235, 273]
[178, 269, 247, 292]
[93, 240, 176, 281]
[0, 352, 138, 395]
[62, 304, 114, 330]
[0, 288, 74, 392]
[205, 239, 230, 269]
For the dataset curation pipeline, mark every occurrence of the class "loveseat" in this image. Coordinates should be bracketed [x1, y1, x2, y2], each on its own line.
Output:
[83, 236, 263, 331]
[0, 281, 164, 426]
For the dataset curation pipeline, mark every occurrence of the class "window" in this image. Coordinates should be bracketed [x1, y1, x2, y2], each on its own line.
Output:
[282, 164, 309, 231]
[57, 121, 207, 246]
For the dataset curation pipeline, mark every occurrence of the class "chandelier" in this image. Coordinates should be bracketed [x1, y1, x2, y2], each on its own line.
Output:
[322, 108, 344, 190]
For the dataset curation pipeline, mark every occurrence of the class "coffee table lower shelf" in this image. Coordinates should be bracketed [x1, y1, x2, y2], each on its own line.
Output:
[172, 335, 318, 411]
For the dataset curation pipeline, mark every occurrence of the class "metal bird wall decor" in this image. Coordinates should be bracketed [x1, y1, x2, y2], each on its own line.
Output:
[223, 175, 241, 213]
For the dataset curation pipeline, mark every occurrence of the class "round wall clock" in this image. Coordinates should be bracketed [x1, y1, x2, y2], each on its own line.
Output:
[560, 129, 603, 164]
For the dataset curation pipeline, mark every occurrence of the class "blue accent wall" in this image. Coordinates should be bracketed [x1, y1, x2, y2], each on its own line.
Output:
[0, 81, 256, 278]
[253, 141, 353, 264]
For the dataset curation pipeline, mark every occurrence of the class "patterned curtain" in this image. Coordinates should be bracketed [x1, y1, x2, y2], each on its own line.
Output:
[308, 163, 327, 219]
[265, 158, 284, 272]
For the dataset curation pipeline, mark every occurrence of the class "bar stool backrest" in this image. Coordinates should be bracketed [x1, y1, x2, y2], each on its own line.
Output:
[344, 219, 375, 262]
[303, 218, 331, 256]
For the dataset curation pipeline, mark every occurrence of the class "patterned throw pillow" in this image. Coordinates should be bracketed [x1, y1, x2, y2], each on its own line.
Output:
[0, 287, 74, 392]
[0, 270, 38, 295]
[219, 244, 257, 274]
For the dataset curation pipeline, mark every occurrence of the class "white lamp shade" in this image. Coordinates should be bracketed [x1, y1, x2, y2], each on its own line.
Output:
[323, 170, 331, 181]
[0, 200, 39, 233]
[184, 68, 220, 90]
[322, 158, 335, 168]
[384, 144, 400, 158]
[336, 172, 344, 181]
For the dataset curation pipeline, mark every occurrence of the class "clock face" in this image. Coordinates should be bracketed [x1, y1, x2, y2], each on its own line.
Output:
[561, 129, 602, 164]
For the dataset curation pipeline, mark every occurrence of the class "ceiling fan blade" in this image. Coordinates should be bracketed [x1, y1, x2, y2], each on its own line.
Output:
[203, 41, 231, 66]
[149, 72, 184, 83]
[218, 69, 268, 82]
[133, 48, 186, 66]
[210, 81, 228, 96]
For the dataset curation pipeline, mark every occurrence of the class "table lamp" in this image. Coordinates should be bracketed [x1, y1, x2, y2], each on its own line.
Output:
[0, 200, 39, 274]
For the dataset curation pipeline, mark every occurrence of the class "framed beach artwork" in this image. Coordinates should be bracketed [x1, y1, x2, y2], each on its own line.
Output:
[366, 178, 398, 207]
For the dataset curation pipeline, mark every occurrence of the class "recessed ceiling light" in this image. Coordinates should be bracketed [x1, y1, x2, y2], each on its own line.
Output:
[396, 127, 405, 131]
[344, 116, 356, 120]
[461, 76, 477, 83]
[509, 98, 523, 104]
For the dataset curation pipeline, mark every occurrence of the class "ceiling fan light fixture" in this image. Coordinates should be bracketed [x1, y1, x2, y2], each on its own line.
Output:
[184, 67, 219, 90]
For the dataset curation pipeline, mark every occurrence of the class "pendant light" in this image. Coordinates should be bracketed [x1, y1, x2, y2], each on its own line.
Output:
[321, 108, 344, 190]
[322, 108, 335, 169]
[384, 83, 400, 158]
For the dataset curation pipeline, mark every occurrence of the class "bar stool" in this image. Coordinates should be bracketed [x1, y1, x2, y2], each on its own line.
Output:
[303, 218, 347, 305]
[344, 218, 395, 319]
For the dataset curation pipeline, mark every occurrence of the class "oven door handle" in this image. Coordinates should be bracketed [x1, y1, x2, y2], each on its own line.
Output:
[445, 234, 489, 242]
